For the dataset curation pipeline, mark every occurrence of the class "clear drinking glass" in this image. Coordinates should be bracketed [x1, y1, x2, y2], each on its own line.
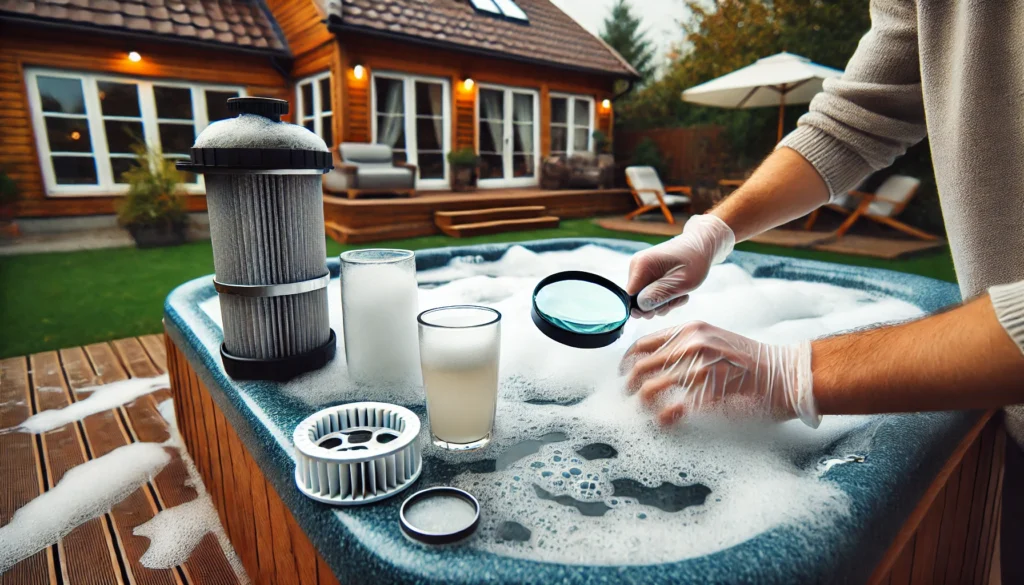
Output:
[417, 305, 501, 451]
[340, 249, 421, 384]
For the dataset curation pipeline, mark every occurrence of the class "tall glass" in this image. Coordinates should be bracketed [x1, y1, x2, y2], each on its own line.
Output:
[417, 306, 501, 451]
[340, 249, 420, 384]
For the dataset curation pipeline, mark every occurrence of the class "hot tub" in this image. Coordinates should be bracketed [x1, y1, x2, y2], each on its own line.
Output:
[163, 238, 1004, 585]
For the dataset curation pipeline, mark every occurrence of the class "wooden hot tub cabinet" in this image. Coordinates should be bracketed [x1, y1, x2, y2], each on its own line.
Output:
[166, 335, 1005, 585]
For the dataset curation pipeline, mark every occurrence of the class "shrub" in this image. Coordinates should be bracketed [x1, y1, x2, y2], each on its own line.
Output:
[630, 137, 667, 177]
[447, 148, 480, 167]
[592, 129, 610, 154]
[116, 143, 187, 228]
[0, 169, 17, 208]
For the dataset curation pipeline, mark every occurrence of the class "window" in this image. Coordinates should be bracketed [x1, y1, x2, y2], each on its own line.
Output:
[296, 72, 333, 147]
[471, 0, 528, 22]
[549, 94, 593, 157]
[371, 72, 451, 188]
[27, 69, 242, 196]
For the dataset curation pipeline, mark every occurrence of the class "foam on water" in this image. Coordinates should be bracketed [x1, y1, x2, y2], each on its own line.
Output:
[0, 442, 171, 572]
[199, 245, 924, 564]
[14, 375, 170, 434]
[403, 495, 478, 534]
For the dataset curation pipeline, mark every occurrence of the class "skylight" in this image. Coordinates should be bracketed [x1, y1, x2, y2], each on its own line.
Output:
[471, 0, 529, 23]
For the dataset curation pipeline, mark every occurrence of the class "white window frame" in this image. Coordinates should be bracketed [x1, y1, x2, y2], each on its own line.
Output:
[25, 68, 244, 197]
[475, 83, 540, 189]
[549, 93, 594, 157]
[295, 71, 333, 145]
[370, 71, 451, 190]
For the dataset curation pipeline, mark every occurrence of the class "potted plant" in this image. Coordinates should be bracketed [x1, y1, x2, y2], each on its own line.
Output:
[117, 143, 188, 248]
[447, 148, 479, 192]
[0, 169, 19, 238]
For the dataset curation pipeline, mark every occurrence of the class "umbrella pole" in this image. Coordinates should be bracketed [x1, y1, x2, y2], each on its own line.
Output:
[777, 87, 786, 142]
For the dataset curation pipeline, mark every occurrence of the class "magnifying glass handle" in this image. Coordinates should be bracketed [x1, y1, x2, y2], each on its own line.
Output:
[628, 293, 639, 315]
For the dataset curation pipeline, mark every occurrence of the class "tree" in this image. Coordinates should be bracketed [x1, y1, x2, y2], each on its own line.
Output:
[618, 0, 871, 168]
[600, 0, 657, 83]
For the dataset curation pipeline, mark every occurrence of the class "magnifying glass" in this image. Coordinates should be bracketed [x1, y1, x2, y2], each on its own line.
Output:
[530, 271, 638, 348]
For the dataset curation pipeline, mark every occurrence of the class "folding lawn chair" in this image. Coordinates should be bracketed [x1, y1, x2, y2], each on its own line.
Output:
[624, 166, 692, 225]
[804, 175, 938, 240]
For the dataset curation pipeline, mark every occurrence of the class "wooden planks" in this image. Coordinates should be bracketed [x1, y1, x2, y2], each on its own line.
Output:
[0, 337, 246, 584]
[323, 186, 633, 244]
[0, 356, 57, 585]
[871, 414, 1006, 585]
[167, 334, 342, 585]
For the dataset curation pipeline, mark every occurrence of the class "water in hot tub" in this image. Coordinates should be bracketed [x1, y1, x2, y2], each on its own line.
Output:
[201, 244, 925, 565]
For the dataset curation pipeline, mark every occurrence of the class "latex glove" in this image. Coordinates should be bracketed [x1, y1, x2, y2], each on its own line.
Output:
[626, 214, 736, 318]
[621, 321, 820, 428]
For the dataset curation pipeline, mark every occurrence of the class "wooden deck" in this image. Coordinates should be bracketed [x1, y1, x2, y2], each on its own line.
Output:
[0, 336, 243, 585]
[323, 186, 634, 243]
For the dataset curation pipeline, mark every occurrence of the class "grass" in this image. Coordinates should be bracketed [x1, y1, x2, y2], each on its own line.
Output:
[0, 218, 956, 359]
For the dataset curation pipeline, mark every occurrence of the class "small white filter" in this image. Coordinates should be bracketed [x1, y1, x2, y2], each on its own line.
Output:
[293, 402, 422, 505]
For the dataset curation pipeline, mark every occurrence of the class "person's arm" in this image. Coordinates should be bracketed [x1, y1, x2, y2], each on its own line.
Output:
[816, 293, 1024, 415]
[623, 290, 1024, 426]
[713, 0, 928, 242]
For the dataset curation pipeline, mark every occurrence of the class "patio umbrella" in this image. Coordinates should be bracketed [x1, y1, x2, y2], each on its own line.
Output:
[681, 52, 843, 142]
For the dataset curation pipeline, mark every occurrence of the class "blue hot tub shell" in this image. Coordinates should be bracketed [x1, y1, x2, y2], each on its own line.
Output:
[163, 238, 973, 585]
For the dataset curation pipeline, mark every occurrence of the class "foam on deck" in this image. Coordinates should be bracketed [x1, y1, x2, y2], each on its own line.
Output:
[13, 375, 170, 435]
[0, 442, 171, 573]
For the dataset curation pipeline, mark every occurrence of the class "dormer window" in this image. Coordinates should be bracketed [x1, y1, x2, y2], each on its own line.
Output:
[470, 0, 529, 23]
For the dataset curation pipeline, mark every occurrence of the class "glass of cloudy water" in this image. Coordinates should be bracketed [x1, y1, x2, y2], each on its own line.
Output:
[340, 249, 421, 385]
[417, 305, 501, 451]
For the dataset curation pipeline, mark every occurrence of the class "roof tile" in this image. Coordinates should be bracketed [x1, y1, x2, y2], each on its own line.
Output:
[1, 0, 287, 53]
[330, 0, 634, 77]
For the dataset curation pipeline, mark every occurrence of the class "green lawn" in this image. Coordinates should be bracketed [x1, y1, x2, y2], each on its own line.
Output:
[0, 218, 956, 359]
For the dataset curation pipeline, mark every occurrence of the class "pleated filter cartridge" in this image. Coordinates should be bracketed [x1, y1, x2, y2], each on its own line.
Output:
[178, 97, 336, 381]
[292, 402, 423, 505]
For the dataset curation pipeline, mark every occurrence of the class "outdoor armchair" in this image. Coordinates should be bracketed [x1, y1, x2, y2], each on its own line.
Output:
[624, 166, 692, 224]
[322, 143, 417, 199]
[804, 175, 937, 240]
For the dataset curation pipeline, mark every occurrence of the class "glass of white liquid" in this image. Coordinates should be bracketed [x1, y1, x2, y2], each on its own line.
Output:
[417, 305, 501, 451]
[340, 249, 421, 385]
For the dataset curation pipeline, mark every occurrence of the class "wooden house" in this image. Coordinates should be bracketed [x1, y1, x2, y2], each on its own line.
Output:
[0, 0, 637, 223]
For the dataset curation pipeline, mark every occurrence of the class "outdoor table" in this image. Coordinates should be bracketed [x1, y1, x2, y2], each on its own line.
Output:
[163, 238, 1003, 585]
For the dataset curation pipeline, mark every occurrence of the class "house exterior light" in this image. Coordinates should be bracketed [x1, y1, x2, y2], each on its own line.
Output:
[463, 78, 474, 91]
[128, 51, 142, 62]
[353, 64, 365, 80]
[601, 98, 611, 110]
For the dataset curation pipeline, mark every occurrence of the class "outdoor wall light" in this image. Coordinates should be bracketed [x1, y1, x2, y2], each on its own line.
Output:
[128, 51, 142, 62]
[353, 64, 365, 80]
[463, 78, 475, 91]
[601, 98, 611, 110]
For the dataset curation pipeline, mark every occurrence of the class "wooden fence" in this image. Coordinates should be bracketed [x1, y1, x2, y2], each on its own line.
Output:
[615, 125, 728, 184]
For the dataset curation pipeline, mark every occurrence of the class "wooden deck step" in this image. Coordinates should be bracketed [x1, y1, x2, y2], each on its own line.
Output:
[324, 220, 432, 244]
[434, 206, 547, 228]
[439, 215, 561, 238]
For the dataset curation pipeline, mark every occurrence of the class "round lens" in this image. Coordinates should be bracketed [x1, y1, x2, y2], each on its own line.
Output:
[534, 279, 629, 335]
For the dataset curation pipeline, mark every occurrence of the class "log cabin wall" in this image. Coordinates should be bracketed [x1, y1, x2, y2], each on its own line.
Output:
[333, 31, 619, 157]
[0, 26, 288, 218]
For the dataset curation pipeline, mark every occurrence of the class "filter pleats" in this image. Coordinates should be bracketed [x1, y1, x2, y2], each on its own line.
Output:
[207, 173, 330, 360]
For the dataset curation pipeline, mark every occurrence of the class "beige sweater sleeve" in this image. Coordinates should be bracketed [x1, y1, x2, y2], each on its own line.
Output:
[778, 0, 928, 200]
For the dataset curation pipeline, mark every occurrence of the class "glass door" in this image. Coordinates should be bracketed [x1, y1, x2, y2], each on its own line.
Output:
[478, 85, 538, 188]
[372, 73, 450, 190]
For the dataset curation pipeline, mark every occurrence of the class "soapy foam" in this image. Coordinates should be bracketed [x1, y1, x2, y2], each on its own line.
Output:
[403, 495, 478, 534]
[14, 374, 170, 434]
[194, 113, 328, 151]
[340, 261, 421, 384]
[0, 442, 171, 573]
[199, 245, 924, 564]
[138, 398, 249, 581]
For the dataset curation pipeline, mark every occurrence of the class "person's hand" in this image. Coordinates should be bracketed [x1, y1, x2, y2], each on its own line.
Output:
[626, 214, 736, 319]
[620, 321, 820, 428]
